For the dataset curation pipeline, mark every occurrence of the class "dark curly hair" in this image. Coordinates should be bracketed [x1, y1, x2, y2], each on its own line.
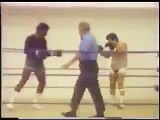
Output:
[106, 33, 119, 42]
[36, 22, 49, 31]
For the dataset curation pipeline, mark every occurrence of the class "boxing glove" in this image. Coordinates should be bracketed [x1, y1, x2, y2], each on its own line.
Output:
[98, 45, 104, 53]
[26, 49, 42, 59]
[35, 49, 50, 59]
[49, 50, 62, 57]
[105, 42, 115, 50]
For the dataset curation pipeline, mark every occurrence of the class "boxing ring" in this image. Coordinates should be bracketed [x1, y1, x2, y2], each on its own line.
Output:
[2, 48, 159, 119]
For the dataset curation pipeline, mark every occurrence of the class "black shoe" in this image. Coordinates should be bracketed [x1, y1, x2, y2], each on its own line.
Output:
[61, 111, 76, 117]
[90, 114, 105, 117]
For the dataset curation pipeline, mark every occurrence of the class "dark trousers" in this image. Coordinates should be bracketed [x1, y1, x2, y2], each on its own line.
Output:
[70, 60, 105, 115]
[14, 68, 46, 93]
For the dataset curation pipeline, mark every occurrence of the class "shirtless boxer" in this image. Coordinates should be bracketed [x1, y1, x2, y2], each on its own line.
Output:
[99, 33, 128, 109]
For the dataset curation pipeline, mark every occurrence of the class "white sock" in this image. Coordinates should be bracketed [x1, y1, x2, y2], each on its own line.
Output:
[120, 95, 124, 104]
[33, 93, 42, 103]
[9, 90, 19, 103]
[32, 93, 43, 109]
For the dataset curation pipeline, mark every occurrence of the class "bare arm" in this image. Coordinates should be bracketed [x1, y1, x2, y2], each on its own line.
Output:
[125, 44, 128, 66]
[61, 52, 79, 69]
[68, 53, 79, 66]
[100, 51, 112, 58]
[123, 43, 128, 67]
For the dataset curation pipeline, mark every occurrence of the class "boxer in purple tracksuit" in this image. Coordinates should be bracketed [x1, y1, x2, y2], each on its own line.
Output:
[7, 23, 62, 110]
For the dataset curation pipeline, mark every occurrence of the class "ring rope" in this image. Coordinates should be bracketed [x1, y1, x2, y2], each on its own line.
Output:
[2, 102, 158, 105]
[2, 73, 158, 77]
[3, 86, 155, 89]
[3, 48, 159, 54]
[3, 67, 158, 71]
